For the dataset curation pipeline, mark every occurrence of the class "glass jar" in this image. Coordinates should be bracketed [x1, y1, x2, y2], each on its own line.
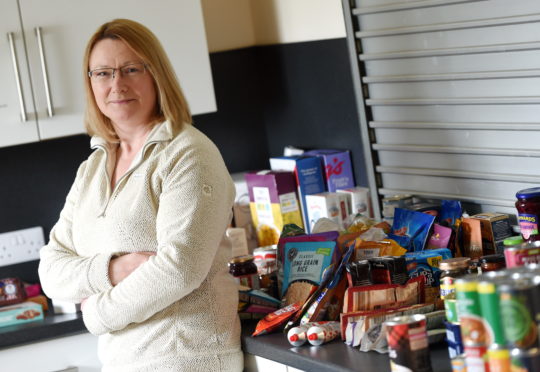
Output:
[515, 187, 540, 242]
[228, 255, 258, 277]
[439, 257, 471, 299]
[479, 254, 506, 272]
[503, 236, 524, 248]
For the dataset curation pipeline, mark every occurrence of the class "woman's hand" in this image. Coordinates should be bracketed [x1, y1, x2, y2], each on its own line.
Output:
[108, 252, 156, 286]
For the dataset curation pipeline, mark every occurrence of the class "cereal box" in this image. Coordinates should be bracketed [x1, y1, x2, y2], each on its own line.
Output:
[245, 171, 304, 246]
[269, 156, 326, 233]
[304, 149, 355, 192]
[306, 192, 349, 231]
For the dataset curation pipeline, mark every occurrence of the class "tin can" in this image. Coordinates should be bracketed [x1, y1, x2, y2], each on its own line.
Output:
[451, 355, 467, 372]
[510, 347, 540, 371]
[487, 344, 511, 372]
[384, 314, 432, 372]
[477, 275, 506, 345]
[455, 275, 488, 345]
[498, 277, 539, 349]
[504, 241, 540, 268]
[510, 271, 540, 325]
[306, 321, 341, 346]
[287, 321, 328, 346]
[464, 344, 488, 372]
[444, 292, 459, 323]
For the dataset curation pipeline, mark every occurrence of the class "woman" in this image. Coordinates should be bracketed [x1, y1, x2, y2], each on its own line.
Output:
[38, 19, 243, 371]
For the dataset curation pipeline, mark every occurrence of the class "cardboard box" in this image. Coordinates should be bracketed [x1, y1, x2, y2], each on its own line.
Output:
[231, 172, 258, 251]
[337, 186, 372, 218]
[304, 149, 355, 192]
[269, 156, 326, 233]
[306, 192, 349, 231]
[470, 212, 513, 255]
[0, 302, 44, 328]
[245, 171, 304, 246]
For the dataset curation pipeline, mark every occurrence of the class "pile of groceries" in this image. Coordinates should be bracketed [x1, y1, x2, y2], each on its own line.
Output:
[228, 186, 540, 372]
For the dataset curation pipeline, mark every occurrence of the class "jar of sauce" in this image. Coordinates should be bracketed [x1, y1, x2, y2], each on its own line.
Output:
[479, 254, 506, 272]
[228, 255, 258, 277]
[229, 255, 260, 289]
[515, 187, 540, 242]
[439, 257, 470, 299]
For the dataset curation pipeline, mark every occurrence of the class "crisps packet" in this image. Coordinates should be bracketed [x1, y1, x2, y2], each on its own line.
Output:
[387, 208, 435, 251]
[252, 302, 303, 336]
[354, 239, 407, 260]
[427, 224, 452, 249]
[405, 248, 452, 304]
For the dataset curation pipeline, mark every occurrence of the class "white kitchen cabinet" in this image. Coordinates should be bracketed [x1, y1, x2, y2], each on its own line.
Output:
[1, 0, 215, 148]
[1, 332, 100, 372]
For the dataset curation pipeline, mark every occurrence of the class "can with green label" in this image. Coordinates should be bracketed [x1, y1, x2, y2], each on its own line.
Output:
[477, 274, 506, 346]
[455, 275, 488, 345]
[498, 276, 539, 349]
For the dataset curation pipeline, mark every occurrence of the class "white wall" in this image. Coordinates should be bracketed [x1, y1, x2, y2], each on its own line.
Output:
[201, 0, 346, 52]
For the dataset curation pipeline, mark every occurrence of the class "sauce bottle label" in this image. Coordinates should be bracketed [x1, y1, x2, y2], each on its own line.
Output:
[518, 214, 539, 239]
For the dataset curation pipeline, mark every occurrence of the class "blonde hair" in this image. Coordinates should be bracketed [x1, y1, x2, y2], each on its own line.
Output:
[82, 19, 192, 142]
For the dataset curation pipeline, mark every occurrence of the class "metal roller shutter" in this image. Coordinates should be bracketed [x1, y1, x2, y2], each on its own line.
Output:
[342, 0, 540, 218]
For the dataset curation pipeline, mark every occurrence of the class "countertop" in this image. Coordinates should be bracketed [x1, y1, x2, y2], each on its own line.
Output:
[241, 320, 453, 372]
[0, 313, 453, 372]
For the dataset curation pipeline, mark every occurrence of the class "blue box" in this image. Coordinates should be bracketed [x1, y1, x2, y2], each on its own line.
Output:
[304, 149, 355, 192]
[0, 302, 44, 328]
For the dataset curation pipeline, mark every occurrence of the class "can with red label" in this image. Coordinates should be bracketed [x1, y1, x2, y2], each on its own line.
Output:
[504, 241, 540, 268]
[464, 344, 488, 372]
[384, 314, 432, 372]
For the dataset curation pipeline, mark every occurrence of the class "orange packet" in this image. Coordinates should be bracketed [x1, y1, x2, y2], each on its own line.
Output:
[252, 302, 302, 337]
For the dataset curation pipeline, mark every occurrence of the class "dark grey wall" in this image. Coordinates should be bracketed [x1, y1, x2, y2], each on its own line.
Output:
[0, 38, 364, 282]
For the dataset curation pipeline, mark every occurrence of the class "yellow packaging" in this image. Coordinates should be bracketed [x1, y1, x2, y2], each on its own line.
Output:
[246, 171, 304, 246]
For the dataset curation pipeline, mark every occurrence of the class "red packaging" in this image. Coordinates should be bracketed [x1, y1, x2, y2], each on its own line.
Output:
[252, 302, 302, 337]
[0, 278, 26, 307]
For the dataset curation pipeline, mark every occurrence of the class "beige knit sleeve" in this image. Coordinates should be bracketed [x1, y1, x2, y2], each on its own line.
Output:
[38, 161, 114, 303]
[82, 139, 235, 335]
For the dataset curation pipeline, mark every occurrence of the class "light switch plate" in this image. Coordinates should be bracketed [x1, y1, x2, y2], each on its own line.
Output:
[0, 227, 45, 267]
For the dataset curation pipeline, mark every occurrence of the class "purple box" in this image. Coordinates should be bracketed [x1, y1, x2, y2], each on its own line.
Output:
[269, 156, 326, 233]
[245, 171, 304, 245]
[304, 149, 355, 192]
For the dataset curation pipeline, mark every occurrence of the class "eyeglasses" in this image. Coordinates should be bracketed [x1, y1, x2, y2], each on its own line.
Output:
[88, 62, 147, 83]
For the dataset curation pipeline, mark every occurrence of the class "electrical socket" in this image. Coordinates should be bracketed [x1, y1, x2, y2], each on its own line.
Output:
[0, 227, 45, 267]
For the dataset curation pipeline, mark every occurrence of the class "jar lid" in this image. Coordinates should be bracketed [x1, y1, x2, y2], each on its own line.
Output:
[439, 257, 471, 270]
[229, 255, 254, 264]
[516, 187, 540, 199]
[479, 254, 505, 264]
[503, 236, 524, 246]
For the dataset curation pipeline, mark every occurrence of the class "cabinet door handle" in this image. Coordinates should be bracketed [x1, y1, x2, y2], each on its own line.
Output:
[7, 32, 28, 122]
[35, 27, 54, 117]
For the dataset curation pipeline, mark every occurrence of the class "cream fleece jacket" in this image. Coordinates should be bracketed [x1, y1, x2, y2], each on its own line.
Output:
[38, 121, 242, 371]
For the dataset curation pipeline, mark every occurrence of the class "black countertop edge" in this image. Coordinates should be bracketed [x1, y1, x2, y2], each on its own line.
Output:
[1, 314, 453, 372]
[241, 320, 453, 372]
[0, 312, 86, 350]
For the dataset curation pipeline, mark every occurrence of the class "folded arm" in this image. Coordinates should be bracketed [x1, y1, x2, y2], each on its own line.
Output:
[81, 145, 234, 335]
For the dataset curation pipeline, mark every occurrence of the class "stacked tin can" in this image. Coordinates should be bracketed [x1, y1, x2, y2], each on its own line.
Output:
[453, 266, 540, 372]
